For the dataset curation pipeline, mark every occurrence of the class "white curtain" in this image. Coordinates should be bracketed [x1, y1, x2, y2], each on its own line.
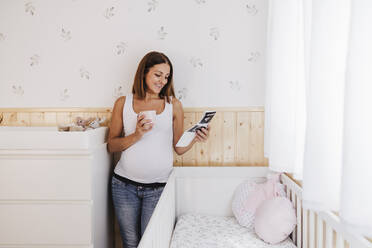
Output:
[264, 0, 307, 179]
[264, 0, 372, 236]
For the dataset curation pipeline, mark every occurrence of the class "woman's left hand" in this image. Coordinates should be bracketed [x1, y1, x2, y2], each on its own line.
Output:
[194, 125, 210, 143]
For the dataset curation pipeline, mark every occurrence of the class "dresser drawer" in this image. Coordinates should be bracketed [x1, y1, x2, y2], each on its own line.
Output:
[0, 158, 91, 200]
[0, 203, 92, 245]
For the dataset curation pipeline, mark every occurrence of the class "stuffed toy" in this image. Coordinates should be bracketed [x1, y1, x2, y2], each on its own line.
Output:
[58, 117, 106, 131]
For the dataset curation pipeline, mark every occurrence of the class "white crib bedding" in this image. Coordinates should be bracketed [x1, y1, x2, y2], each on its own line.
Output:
[170, 213, 297, 248]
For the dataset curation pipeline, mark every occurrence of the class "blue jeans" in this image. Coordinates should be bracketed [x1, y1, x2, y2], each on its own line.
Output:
[111, 176, 164, 248]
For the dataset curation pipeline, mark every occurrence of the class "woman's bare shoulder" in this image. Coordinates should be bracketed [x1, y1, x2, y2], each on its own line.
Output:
[114, 96, 126, 107]
[172, 97, 183, 120]
[112, 96, 126, 114]
[172, 97, 182, 109]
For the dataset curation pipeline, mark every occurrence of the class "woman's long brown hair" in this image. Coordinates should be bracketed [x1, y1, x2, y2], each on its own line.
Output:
[132, 51, 175, 103]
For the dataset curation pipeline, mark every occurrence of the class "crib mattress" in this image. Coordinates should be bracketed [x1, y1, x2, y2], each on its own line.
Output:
[170, 213, 297, 248]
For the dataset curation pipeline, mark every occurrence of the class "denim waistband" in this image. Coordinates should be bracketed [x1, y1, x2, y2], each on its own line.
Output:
[113, 173, 166, 188]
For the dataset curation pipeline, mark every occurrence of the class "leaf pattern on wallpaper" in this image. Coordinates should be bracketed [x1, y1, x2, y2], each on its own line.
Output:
[0, 33, 5, 41]
[246, 4, 258, 15]
[30, 54, 40, 66]
[104, 7, 115, 19]
[195, 0, 206, 4]
[61, 28, 72, 41]
[25, 2, 35, 16]
[228, 81, 241, 91]
[116, 42, 127, 55]
[158, 26, 168, 40]
[12, 85, 24, 96]
[79, 67, 91, 80]
[176, 88, 188, 101]
[209, 27, 220, 40]
[113, 85, 125, 99]
[248, 52, 260, 62]
[190, 57, 203, 68]
[148, 0, 158, 12]
[60, 89, 70, 101]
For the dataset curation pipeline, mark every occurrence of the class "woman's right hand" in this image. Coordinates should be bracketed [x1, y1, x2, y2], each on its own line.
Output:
[134, 114, 154, 138]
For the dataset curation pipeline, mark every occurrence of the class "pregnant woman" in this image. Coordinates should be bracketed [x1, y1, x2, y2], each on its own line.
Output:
[107, 51, 210, 248]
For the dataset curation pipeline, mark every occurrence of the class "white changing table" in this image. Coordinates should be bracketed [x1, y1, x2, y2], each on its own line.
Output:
[0, 127, 113, 248]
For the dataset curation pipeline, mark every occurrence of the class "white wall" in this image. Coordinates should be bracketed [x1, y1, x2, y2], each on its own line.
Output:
[0, 0, 267, 108]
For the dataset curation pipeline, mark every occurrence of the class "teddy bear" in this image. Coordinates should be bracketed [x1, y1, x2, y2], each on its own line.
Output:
[58, 116, 106, 131]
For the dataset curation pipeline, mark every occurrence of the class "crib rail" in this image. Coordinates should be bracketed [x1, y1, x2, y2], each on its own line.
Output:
[281, 174, 372, 248]
[138, 172, 176, 248]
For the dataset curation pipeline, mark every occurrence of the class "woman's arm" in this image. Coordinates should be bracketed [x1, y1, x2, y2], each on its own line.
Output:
[107, 96, 153, 153]
[173, 98, 209, 155]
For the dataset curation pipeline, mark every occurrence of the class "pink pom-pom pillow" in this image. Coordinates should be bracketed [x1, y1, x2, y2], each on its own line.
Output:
[231, 180, 257, 230]
[232, 173, 285, 231]
[254, 197, 297, 244]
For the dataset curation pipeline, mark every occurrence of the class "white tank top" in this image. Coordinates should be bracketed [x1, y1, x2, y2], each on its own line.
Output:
[114, 94, 173, 183]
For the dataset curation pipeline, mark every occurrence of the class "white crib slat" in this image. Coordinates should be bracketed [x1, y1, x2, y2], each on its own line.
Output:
[326, 224, 333, 248]
[303, 209, 309, 248]
[336, 234, 345, 248]
[297, 197, 302, 248]
[317, 214, 324, 248]
[291, 190, 297, 243]
[309, 211, 315, 248]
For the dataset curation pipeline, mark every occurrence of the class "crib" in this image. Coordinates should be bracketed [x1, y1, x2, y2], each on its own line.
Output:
[138, 167, 372, 248]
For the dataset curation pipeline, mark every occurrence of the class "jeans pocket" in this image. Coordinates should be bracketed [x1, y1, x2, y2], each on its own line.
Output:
[155, 186, 164, 194]
[112, 176, 126, 187]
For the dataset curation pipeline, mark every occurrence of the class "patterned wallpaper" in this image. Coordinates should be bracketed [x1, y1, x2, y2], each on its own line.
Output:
[0, 0, 268, 108]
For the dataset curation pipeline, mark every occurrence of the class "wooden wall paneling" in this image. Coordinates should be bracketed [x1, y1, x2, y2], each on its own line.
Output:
[246, 112, 255, 165]
[0, 112, 5, 126]
[195, 112, 209, 166]
[30, 112, 46, 126]
[85, 112, 98, 119]
[256, 111, 266, 166]
[9, 112, 17, 125]
[0, 107, 268, 167]
[236, 112, 250, 165]
[56, 112, 72, 125]
[207, 111, 222, 166]
[181, 112, 196, 166]
[7, 112, 18, 126]
[173, 150, 183, 166]
[222, 111, 236, 165]
[16, 112, 31, 126]
[247, 111, 265, 166]
[0, 112, 13, 126]
[43, 112, 57, 126]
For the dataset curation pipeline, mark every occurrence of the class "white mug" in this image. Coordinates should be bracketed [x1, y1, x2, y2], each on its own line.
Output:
[139, 110, 156, 129]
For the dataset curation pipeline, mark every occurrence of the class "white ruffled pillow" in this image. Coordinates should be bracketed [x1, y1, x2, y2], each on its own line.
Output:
[231, 180, 257, 230]
[254, 197, 297, 244]
[232, 174, 285, 231]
